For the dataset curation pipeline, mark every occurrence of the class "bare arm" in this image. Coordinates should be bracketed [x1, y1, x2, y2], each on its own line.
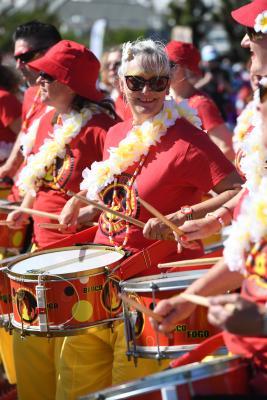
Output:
[0, 130, 24, 178]
[208, 123, 235, 162]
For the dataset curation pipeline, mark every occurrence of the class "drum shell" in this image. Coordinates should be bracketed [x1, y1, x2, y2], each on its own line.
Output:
[7, 246, 125, 336]
[80, 356, 251, 399]
[121, 269, 220, 357]
[0, 267, 12, 316]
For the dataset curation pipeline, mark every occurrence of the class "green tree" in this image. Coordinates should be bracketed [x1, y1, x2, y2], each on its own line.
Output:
[167, 0, 250, 61]
[0, 5, 60, 52]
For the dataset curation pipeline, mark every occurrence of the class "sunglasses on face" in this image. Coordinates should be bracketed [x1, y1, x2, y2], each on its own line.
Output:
[39, 71, 55, 83]
[125, 75, 169, 92]
[14, 47, 48, 63]
[246, 27, 264, 41]
[259, 84, 267, 104]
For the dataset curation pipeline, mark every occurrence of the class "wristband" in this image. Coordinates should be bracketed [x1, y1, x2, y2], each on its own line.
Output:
[180, 205, 193, 221]
[205, 212, 225, 228]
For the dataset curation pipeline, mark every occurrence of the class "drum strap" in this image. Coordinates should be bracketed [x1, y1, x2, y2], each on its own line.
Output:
[169, 332, 225, 368]
[41, 226, 98, 250]
[117, 240, 178, 280]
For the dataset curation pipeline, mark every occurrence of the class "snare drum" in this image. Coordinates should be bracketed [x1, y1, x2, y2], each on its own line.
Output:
[6, 245, 125, 336]
[121, 270, 220, 359]
[80, 356, 251, 399]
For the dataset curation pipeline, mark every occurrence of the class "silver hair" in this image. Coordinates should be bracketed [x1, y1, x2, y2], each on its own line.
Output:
[118, 39, 170, 77]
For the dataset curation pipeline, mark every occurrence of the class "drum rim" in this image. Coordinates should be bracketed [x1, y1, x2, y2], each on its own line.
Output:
[120, 269, 209, 291]
[6, 245, 125, 280]
[80, 355, 249, 399]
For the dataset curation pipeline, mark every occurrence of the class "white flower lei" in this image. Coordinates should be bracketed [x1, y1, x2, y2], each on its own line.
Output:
[224, 114, 267, 274]
[20, 106, 54, 157]
[255, 11, 267, 34]
[232, 99, 258, 155]
[17, 107, 97, 196]
[81, 98, 202, 200]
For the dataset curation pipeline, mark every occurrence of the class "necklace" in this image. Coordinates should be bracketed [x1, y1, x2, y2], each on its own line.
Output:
[81, 98, 202, 200]
[224, 115, 267, 274]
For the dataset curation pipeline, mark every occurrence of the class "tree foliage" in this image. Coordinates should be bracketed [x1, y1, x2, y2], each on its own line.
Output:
[167, 0, 250, 61]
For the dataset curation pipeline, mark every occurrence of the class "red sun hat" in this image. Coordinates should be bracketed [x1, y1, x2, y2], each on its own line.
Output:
[29, 39, 104, 101]
[231, 0, 267, 28]
[166, 40, 202, 76]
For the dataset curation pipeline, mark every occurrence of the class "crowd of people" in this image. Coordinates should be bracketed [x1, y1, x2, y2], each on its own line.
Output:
[0, 0, 266, 399]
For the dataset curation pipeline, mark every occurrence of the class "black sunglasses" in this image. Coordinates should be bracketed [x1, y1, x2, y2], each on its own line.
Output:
[246, 27, 264, 41]
[259, 84, 267, 104]
[39, 71, 55, 83]
[125, 75, 169, 92]
[14, 47, 48, 63]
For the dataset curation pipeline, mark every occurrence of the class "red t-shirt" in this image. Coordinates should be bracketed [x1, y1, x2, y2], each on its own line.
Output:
[224, 191, 267, 373]
[0, 88, 21, 162]
[94, 117, 234, 263]
[188, 91, 224, 132]
[30, 109, 116, 248]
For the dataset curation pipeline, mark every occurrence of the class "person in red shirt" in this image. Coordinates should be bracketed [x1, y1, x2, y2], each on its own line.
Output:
[151, 2, 267, 393]
[7, 40, 118, 400]
[166, 40, 235, 161]
[0, 21, 62, 199]
[57, 38, 242, 400]
[0, 65, 21, 165]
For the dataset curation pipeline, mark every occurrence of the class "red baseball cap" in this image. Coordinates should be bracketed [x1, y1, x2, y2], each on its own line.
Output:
[29, 40, 103, 101]
[231, 0, 267, 28]
[166, 40, 202, 76]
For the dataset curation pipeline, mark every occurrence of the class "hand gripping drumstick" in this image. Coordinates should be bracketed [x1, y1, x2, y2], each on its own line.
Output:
[67, 191, 145, 229]
[138, 197, 184, 237]
[157, 256, 222, 269]
[120, 293, 163, 323]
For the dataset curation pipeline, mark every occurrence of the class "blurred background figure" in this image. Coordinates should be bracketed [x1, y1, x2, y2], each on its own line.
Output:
[166, 40, 234, 161]
[0, 64, 22, 166]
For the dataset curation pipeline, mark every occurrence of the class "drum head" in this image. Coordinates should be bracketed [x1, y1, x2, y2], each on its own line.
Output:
[7, 245, 125, 279]
[121, 269, 209, 292]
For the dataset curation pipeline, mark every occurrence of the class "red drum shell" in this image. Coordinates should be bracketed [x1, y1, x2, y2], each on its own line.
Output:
[0, 267, 12, 317]
[80, 356, 251, 399]
[7, 245, 125, 336]
[121, 269, 220, 358]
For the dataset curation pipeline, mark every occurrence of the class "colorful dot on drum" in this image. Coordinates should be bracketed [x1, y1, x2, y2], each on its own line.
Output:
[12, 231, 23, 247]
[72, 300, 93, 322]
[64, 286, 75, 296]
[79, 276, 89, 284]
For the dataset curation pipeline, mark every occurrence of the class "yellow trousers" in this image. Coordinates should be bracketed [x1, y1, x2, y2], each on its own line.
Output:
[0, 329, 16, 384]
[56, 322, 170, 400]
[13, 331, 64, 400]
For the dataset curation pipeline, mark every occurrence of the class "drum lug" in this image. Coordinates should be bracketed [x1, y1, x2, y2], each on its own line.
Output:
[161, 386, 178, 400]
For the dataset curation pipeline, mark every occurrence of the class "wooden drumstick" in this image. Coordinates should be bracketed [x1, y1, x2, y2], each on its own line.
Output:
[39, 222, 98, 230]
[67, 191, 145, 229]
[180, 293, 210, 307]
[138, 197, 184, 237]
[120, 293, 163, 323]
[38, 223, 69, 230]
[0, 203, 60, 221]
[158, 256, 222, 269]
[180, 293, 236, 312]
